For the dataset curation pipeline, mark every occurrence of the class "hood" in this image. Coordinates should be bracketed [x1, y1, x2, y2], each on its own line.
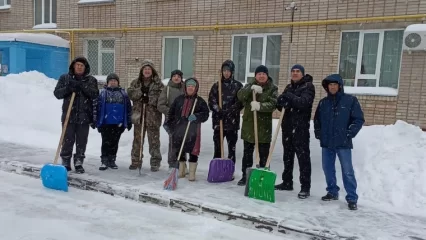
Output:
[184, 77, 200, 97]
[221, 59, 235, 80]
[69, 56, 90, 76]
[322, 74, 344, 93]
[139, 59, 160, 81]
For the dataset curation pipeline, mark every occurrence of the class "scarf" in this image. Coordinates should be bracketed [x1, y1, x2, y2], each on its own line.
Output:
[181, 96, 201, 156]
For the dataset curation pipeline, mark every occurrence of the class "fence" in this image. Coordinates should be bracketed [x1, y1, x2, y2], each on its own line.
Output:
[1, 12, 426, 125]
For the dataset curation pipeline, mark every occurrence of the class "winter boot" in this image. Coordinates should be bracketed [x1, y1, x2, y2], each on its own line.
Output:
[275, 182, 293, 191]
[321, 193, 339, 201]
[129, 160, 142, 170]
[188, 162, 198, 181]
[237, 175, 247, 186]
[99, 156, 109, 171]
[75, 165, 85, 174]
[348, 202, 358, 210]
[74, 155, 85, 174]
[61, 157, 72, 171]
[178, 161, 187, 178]
[108, 156, 118, 169]
[298, 189, 310, 199]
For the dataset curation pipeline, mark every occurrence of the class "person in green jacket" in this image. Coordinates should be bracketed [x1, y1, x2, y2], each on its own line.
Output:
[236, 65, 278, 186]
[157, 70, 186, 171]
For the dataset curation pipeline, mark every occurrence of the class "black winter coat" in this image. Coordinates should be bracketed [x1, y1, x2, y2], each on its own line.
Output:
[53, 57, 99, 125]
[208, 78, 244, 131]
[277, 74, 315, 136]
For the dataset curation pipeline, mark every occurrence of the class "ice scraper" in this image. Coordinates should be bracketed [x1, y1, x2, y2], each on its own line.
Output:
[164, 98, 198, 190]
[207, 74, 235, 183]
[40, 92, 76, 192]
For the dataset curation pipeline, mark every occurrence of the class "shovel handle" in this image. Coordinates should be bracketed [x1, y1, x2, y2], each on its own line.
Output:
[253, 90, 260, 166]
[177, 98, 198, 160]
[265, 109, 285, 168]
[218, 72, 224, 159]
[139, 103, 146, 166]
[54, 92, 76, 165]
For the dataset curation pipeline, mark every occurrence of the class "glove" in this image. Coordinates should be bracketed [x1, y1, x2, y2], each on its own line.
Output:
[251, 85, 263, 94]
[68, 80, 81, 92]
[127, 124, 132, 131]
[97, 126, 103, 133]
[90, 123, 96, 129]
[216, 109, 224, 120]
[141, 86, 149, 104]
[277, 94, 291, 109]
[314, 130, 321, 140]
[188, 114, 197, 122]
[250, 101, 260, 111]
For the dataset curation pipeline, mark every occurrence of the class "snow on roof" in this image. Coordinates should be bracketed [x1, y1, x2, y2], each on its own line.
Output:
[0, 33, 69, 48]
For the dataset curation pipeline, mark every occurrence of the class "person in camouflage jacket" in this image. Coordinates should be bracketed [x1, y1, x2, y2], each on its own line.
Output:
[236, 65, 278, 186]
[53, 56, 99, 174]
[157, 69, 186, 170]
[127, 59, 164, 172]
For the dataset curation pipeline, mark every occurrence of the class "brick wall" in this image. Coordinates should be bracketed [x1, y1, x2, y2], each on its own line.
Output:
[1, 0, 426, 128]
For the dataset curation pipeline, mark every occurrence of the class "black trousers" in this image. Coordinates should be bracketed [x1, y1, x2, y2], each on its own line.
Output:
[60, 123, 90, 166]
[241, 140, 270, 176]
[282, 130, 312, 190]
[213, 129, 238, 163]
[100, 125, 124, 158]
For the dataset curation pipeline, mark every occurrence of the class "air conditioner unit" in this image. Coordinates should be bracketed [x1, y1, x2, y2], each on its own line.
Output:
[403, 24, 426, 51]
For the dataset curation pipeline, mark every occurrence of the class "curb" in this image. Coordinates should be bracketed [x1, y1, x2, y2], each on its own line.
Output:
[0, 160, 359, 240]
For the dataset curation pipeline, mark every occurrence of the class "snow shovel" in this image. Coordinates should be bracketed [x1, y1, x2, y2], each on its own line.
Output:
[246, 109, 284, 203]
[138, 103, 146, 176]
[164, 98, 198, 190]
[40, 92, 75, 192]
[207, 75, 235, 183]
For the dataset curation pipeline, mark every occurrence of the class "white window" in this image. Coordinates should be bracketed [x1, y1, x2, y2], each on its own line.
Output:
[34, 0, 57, 26]
[0, 0, 11, 9]
[84, 39, 115, 79]
[162, 37, 194, 79]
[338, 29, 404, 96]
[231, 33, 282, 84]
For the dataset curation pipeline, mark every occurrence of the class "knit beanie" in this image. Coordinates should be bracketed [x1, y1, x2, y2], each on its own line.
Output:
[255, 65, 269, 76]
[291, 64, 305, 76]
[171, 69, 183, 79]
[106, 73, 120, 84]
[185, 79, 197, 87]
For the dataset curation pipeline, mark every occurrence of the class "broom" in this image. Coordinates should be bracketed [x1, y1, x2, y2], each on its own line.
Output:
[164, 98, 198, 190]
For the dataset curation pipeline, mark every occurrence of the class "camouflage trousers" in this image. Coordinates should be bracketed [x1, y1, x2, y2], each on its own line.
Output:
[131, 123, 162, 168]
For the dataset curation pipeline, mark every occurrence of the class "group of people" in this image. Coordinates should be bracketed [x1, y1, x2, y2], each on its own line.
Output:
[53, 56, 364, 211]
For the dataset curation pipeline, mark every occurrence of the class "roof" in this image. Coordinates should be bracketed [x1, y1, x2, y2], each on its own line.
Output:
[0, 33, 69, 48]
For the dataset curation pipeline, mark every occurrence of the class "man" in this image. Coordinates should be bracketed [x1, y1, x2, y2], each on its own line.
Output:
[208, 60, 243, 165]
[275, 64, 315, 199]
[314, 74, 365, 211]
[94, 73, 132, 171]
[127, 60, 164, 172]
[164, 78, 209, 180]
[236, 65, 278, 186]
[53, 56, 99, 174]
[157, 69, 185, 171]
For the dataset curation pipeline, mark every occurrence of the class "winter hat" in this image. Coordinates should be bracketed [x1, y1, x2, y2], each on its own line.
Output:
[170, 69, 183, 79]
[255, 65, 269, 76]
[185, 79, 197, 87]
[291, 64, 305, 76]
[221, 60, 235, 73]
[106, 73, 120, 84]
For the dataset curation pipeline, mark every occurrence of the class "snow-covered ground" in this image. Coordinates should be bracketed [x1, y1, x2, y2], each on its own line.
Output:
[0, 71, 426, 239]
[0, 170, 290, 240]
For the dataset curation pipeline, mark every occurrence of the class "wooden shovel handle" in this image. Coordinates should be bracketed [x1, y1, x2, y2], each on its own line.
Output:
[177, 98, 198, 160]
[253, 90, 260, 166]
[139, 103, 147, 164]
[265, 109, 285, 168]
[218, 73, 224, 159]
[54, 92, 76, 165]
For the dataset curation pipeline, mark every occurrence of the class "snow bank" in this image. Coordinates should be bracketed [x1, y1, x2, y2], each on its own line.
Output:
[0, 33, 69, 48]
[354, 120, 426, 215]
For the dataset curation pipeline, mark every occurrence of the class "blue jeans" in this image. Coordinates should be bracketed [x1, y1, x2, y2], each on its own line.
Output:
[321, 148, 358, 203]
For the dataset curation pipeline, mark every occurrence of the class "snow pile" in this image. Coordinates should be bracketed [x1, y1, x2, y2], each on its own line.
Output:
[0, 72, 64, 148]
[354, 120, 426, 215]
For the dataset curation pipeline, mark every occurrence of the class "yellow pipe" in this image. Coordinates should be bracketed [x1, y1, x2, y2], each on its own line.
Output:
[0, 14, 424, 34]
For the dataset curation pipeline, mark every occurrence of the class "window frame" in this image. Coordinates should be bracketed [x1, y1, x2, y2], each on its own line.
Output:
[337, 29, 404, 96]
[161, 36, 194, 79]
[230, 33, 282, 84]
[33, 0, 57, 26]
[83, 38, 116, 78]
[0, 0, 11, 8]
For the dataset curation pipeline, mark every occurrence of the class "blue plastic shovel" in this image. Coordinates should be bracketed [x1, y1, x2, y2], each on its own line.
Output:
[40, 92, 75, 192]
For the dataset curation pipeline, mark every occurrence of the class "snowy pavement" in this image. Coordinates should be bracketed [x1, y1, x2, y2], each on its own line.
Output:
[0, 170, 293, 240]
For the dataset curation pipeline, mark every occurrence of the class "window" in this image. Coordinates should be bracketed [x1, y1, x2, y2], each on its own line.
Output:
[231, 34, 282, 84]
[338, 30, 404, 95]
[84, 39, 115, 77]
[162, 37, 194, 79]
[34, 0, 57, 26]
[0, 0, 11, 8]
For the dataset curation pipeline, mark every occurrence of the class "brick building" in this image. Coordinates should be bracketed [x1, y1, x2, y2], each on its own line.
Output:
[1, 0, 426, 128]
